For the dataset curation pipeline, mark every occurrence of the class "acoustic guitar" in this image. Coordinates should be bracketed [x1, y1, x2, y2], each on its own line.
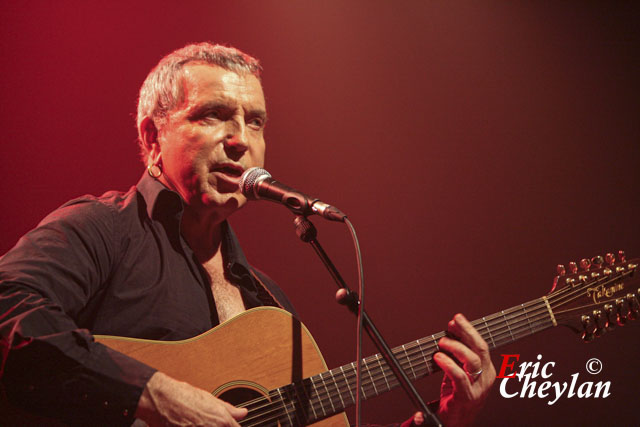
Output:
[95, 253, 639, 426]
[4, 253, 639, 425]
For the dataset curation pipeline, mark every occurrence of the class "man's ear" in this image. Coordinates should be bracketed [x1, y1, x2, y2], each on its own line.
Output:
[140, 116, 160, 164]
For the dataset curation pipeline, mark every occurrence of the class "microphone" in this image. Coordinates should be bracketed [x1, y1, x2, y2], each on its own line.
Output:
[239, 167, 346, 222]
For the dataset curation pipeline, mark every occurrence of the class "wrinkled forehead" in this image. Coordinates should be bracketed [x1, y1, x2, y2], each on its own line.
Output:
[177, 63, 266, 110]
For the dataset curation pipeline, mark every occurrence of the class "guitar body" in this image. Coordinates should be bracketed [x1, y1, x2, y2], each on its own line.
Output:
[96, 306, 349, 426]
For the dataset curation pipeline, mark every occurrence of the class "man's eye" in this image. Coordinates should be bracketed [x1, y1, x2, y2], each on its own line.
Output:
[247, 117, 265, 130]
[192, 112, 219, 123]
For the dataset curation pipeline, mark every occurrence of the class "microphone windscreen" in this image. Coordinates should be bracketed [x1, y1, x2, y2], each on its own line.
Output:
[239, 167, 271, 199]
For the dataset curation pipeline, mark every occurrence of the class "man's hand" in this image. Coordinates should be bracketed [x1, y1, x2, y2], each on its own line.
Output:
[134, 372, 248, 426]
[431, 313, 496, 426]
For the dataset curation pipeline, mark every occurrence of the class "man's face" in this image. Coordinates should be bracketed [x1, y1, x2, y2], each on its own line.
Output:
[156, 63, 266, 215]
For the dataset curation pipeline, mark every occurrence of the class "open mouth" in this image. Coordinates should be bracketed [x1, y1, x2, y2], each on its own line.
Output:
[211, 163, 244, 177]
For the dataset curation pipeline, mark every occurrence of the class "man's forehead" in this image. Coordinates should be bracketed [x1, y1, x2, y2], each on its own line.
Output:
[181, 63, 265, 103]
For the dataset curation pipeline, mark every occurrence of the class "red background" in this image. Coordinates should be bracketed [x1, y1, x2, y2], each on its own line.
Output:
[1, 2, 639, 425]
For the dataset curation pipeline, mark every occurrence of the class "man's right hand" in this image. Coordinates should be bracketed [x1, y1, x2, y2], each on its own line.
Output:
[134, 372, 247, 426]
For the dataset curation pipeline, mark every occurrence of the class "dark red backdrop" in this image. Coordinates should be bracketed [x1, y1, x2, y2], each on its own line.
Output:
[1, 2, 639, 425]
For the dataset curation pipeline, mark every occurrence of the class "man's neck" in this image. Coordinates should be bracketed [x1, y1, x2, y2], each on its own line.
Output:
[180, 205, 227, 263]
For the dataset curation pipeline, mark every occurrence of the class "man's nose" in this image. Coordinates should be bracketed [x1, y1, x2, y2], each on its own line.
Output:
[223, 118, 249, 152]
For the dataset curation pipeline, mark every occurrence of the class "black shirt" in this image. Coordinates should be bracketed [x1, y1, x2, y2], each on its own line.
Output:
[0, 173, 295, 425]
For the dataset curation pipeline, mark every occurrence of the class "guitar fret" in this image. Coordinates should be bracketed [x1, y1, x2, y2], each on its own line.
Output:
[340, 365, 355, 404]
[276, 387, 295, 426]
[417, 339, 431, 375]
[432, 334, 440, 352]
[311, 376, 327, 417]
[299, 379, 317, 422]
[483, 316, 496, 348]
[356, 361, 368, 400]
[502, 310, 515, 342]
[290, 382, 310, 424]
[522, 303, 534, 334]
[402, 344, 417, 379]
[330, 369, 346, 410]
[376, 353, 391, 390]
[366, 359, 379, 395]
[288, 384, 306, 426]
[318, 372, 336, 414]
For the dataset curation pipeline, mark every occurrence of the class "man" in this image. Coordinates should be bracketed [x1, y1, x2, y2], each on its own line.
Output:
[0, 43, 494, 426]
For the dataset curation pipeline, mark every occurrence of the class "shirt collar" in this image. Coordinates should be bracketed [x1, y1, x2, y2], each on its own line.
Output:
[136, 172, 183, 220]
[136, 172, 256, 291]
[221, 221, 254, 288]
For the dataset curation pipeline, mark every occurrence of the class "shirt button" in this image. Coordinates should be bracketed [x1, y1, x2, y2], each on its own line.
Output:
[82, 393, 88, 401]
[123, 409, 129, 417]
[103, 401, 109, 408]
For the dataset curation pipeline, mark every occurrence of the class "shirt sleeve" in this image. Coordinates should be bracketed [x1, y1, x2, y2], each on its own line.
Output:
[0, 199, 156, 426]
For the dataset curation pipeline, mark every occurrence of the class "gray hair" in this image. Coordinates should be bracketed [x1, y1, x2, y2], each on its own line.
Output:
[136, 42, 262, 160]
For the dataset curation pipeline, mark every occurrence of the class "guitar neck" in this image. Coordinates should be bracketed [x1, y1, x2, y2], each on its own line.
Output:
[258, 296, 556, 425]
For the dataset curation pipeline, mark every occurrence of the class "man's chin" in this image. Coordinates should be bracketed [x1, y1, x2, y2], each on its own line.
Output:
[200, 192, 246, 212]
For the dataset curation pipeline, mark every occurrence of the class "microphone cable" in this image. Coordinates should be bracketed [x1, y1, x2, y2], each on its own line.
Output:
[344, 217, 364, 427]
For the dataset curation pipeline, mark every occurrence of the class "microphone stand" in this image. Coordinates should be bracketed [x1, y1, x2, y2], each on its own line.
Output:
[292, 215, 442, 427]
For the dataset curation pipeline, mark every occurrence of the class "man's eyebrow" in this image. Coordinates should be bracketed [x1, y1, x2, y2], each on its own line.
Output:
[188, 101, 228, 116]
[247, 108, 268, 122]
[188, 102, 267, 121]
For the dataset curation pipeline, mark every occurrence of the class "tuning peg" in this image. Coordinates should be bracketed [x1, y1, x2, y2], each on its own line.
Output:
[592, 310, 607, 337]
[605, 253, 615, 265]
[569, 261, 578, 274]
[618, 250, 626, 262]
[580, 258, 591, 271]
[591, 255, 604, 267]
[626, 293, 639, 320]
[616, 298, 629, 326]
[581, 315, 596, 342]
[556, 264, 566, 276]
[603, 304, 616, 331]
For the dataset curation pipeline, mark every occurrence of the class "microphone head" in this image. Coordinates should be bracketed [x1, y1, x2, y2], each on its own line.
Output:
[239, 167, 271, 200]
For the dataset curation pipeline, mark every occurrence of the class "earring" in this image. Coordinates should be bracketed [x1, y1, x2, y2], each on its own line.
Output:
[147, 163, 162, 178]
[147, 158, 162, 178]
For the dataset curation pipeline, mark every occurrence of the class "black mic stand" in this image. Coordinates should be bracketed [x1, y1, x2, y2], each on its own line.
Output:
[292, 215, 442, 427]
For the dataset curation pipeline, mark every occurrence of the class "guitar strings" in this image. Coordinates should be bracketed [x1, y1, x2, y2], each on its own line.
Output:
[322, 306, 553, 412]
[346, 270, 632, 415]
[238, 269, 634, 425]
[549, 270, 635, 317]
[239, 312, 553, 426]
[270, 308, 553, 423]
[238, 300, 556, 425]
[260, 314, 552, 424]
[239, 388, 302, 426]
[240, 302, 555, 424]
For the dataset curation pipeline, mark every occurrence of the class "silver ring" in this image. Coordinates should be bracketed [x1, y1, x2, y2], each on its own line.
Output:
[466, 368, 483, 381]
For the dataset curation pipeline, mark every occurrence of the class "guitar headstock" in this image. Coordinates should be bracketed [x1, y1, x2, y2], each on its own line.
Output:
[548, 251, 639, 342]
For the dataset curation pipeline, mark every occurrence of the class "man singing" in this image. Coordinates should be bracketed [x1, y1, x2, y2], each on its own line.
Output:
[0, 43, 494, 426]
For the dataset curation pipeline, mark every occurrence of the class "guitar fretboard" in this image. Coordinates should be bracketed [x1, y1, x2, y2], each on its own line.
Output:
[238, 262, 639, 426]
[239, 297, 556, 426]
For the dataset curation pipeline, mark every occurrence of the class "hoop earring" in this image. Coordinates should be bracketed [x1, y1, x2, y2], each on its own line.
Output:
[147, 163, 162, 178]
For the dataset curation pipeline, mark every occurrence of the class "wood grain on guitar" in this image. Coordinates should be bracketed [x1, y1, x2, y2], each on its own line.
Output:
[97, 307, 349, 426]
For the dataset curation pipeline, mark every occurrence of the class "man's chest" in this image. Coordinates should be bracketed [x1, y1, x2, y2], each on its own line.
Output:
[203, 261, 246, 323]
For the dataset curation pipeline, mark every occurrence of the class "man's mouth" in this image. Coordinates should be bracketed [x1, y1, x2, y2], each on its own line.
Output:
[211, 163, 244, 178]
[210, 163, 245, 189]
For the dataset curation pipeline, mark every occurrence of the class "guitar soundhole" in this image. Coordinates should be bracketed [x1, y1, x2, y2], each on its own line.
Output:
[218, 387, 279, 426]
[218, 386, 263, 406]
